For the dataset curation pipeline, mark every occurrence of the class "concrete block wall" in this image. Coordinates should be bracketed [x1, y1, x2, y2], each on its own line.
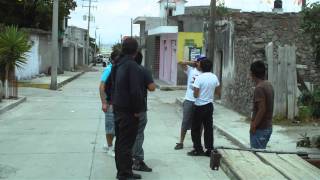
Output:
[215, 12, 320, 116]
[145, 36, 160, 79]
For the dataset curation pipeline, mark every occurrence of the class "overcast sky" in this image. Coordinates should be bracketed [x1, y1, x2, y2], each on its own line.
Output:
[69, 0, 317, 45]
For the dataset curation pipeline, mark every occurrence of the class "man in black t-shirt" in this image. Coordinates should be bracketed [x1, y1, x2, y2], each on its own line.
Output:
[132, 52, 156, 172]
[112, 38, 145, 180]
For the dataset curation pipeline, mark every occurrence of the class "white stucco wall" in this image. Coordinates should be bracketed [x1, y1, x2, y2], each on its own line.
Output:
[16, 35, 40, 80]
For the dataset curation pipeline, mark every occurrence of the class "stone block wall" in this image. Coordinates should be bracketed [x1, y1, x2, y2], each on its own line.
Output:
[216, 12, 320, 116]
[145, 35, 160, 79]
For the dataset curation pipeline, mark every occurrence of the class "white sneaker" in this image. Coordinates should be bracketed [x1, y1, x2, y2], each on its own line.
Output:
[107, 148, 115, 157]
[102, 144, 108, 152]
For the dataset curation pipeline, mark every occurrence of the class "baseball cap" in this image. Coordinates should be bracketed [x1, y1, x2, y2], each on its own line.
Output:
[195, 55, 207, 62]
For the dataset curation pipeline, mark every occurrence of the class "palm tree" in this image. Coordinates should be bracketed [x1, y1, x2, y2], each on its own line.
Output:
[0, 26, 31, 98]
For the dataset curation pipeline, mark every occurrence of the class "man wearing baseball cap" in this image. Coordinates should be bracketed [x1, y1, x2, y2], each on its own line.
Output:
[174, 55, 205, 150]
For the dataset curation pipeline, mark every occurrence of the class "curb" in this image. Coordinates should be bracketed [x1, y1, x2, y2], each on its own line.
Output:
[175, 97, 184, 106]
[214, 123, 249, 149]
[18, 71, 86, 90]
[155, 81, 187, 91]
[0, 96, 27, 115]
[157, 85, 187, 91]
[18, 82, 50, 89]
[58, 71, 85, 89]
[175, 97, 249, 149]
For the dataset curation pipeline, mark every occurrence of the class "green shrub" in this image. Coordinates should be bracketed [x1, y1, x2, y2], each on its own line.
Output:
[301, 2, 320, 64]
[298, 90, 313, 106]
[312, 89, 320, 118]
[298, 88, 320, 120]
[273, 115, 288, 123]
[298, 106, 313, 122]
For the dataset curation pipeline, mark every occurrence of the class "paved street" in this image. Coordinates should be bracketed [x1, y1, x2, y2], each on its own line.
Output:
[0, 67, 235, 180]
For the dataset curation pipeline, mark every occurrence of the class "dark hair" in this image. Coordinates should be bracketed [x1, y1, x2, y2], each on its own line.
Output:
[121, 38, 138, 55]
[200, 59, 212, 72]
[135, 51, 143, 65]
[111, 50, 120, 60]
[250, 61, 266, 79]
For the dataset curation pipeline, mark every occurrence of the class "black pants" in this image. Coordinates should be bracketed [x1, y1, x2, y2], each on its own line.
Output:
[114, 111, 139, 178]
[191, 103, 214, 151]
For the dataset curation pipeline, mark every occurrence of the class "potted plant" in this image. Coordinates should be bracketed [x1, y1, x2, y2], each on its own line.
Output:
[0, 26, 31, 99]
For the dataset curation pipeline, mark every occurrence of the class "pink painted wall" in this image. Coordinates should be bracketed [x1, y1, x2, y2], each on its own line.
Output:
[159, 34, 178, 85]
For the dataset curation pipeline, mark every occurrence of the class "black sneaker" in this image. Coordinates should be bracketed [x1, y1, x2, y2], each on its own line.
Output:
[174, 143, 183, 150]
[117, 173, 141, 179]
[205, 150, 212, 157]
[187, 149, 205, 156]
[133, 160, 152, 172]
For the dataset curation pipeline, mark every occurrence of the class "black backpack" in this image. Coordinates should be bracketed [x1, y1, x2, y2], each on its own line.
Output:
[104, 64, 118, 103]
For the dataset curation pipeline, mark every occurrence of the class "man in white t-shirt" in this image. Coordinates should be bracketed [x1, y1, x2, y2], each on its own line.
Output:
[187, 59, 220, 157]
[174, 55, 205, 150]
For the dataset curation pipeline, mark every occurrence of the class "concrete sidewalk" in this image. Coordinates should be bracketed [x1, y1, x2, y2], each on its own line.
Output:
[175, 93, 320, 154]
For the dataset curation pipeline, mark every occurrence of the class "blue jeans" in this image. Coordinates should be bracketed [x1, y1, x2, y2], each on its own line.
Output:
[132, 112, 147, 161]
[105, 105, 115, 135]
[250, 128, 272, 149]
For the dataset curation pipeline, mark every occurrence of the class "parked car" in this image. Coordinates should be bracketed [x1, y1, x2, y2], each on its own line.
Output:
[95, 54, 104, 63]
[102, 57, 111, 67]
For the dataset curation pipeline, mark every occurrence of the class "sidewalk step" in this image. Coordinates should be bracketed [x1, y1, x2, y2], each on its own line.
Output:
[18, 71, 85, 90]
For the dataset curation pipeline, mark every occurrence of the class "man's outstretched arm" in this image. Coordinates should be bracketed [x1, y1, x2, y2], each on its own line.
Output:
[178, 61, 196, 71]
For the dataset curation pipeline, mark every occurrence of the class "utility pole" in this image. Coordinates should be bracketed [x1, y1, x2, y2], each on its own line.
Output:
[131, 18, 133, 37]
[95, 28, 97, 56]
[86, 0, 92, 65]
[99, 35, 101, 50]
[208, 0, 216, 63]
[166, 0, 169, 25]
[302, 0, 306, 9]
[94, 27, 99, 56]
[82, 0, 97, 65]
[50, 0, 59, 90]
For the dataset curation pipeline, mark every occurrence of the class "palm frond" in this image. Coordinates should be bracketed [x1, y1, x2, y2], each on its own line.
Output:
[0, 25, 31, 70]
